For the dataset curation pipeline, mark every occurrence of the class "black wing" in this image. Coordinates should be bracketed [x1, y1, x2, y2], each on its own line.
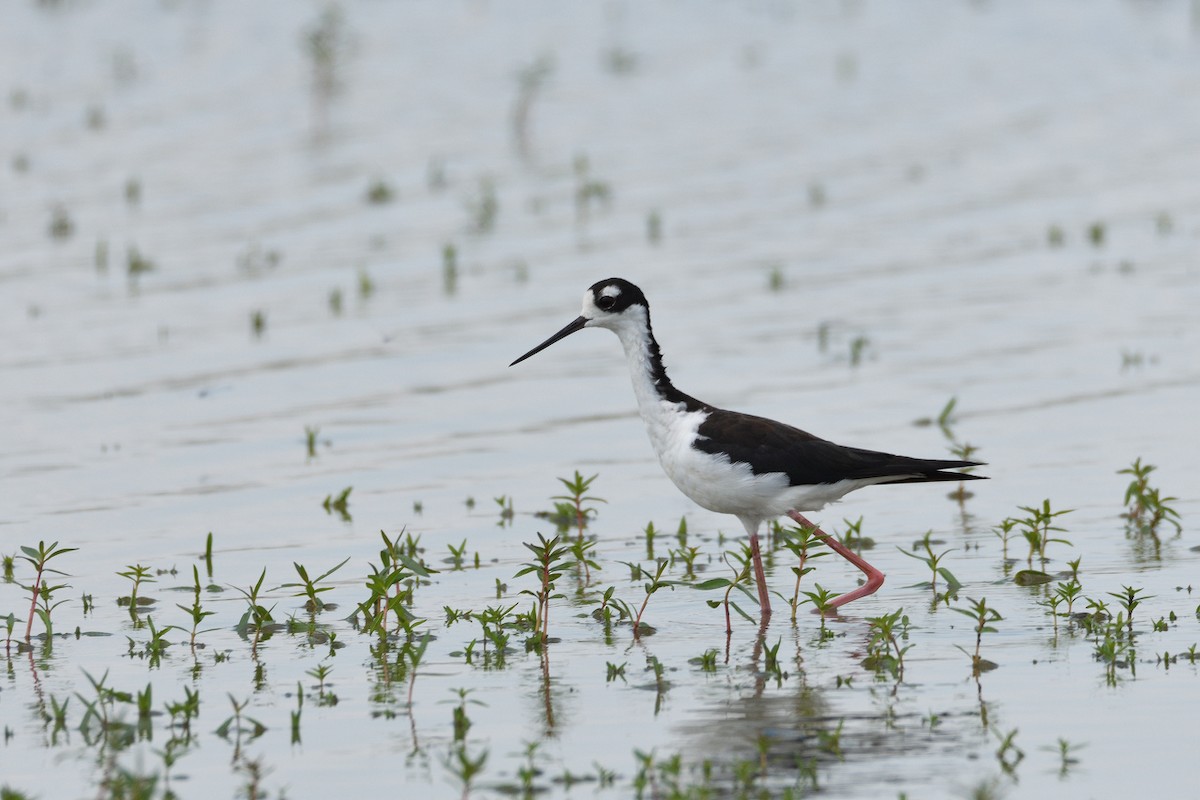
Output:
[694, 409, 986, 488]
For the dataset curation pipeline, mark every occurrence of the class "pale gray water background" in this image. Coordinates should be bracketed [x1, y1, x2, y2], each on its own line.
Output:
[2, 1, 1200, 798]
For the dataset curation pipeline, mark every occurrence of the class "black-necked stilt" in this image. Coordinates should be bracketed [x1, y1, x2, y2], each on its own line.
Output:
[510, 278, 986, 617]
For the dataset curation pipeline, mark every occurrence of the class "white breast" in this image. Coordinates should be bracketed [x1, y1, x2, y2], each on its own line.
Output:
[640, 399, 899, 526]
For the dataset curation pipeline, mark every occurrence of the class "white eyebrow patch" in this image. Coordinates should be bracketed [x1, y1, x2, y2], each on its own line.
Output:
[600, 284, 622, 299]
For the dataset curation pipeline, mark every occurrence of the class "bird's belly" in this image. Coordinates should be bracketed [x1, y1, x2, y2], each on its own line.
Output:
[660, 447, 790, 516]
[661, 449, 882, 518]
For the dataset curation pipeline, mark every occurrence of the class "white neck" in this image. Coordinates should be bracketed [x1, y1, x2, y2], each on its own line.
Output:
[607, 309, 705, 459]
[609, 309, 668, 411]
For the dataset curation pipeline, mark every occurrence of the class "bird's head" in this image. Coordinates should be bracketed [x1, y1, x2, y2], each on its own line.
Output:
[509, 278, 648, 366]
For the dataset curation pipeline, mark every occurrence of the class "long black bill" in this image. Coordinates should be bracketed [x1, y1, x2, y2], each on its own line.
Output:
[510, 315, 588, 366]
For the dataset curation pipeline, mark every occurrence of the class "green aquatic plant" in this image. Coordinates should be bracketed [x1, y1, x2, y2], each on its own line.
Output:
[446, 540, 468, 571]
[512, 55, 553, 159]
[306, 663, 337, 706]
[864, 607, 913, 679]
[569, 537, 600, 587]
[215, 694, 267, 751]
[18, 540, 76, 641]
[1055, 579, 1082, 619]
[573, 154, 612, 220]
[365, 178, 394, 205]
[642, 522, 658, 559]
[202, 531, 214, 577]
[915, 395, 959, 435]
[76, 669, 135, 748]
[1119, 458, 1182, 537]
[322, 486, 352, 520]
[357, 268, 374, 299]
[447, 743, 489, 798]
[778, 522, 829, 620]
[632, 559, 674, 639]
[837, 515, 874, 552]
[953, 597, 1002, 675]
[763, 636, 785, 681]
[992, 517, 1017, 561]
[358, 530, 432, 639]
[1045, 737, 1083, 777]
[696, 547, 756, 633]
[164, 686, 201, 743]
[1107, 585, 1151, 632]
[280, 557, 349, 612]
[646, 210, 662, 244]
[671, 544, 701, 581]
[993, 727, 1024, 775]
[442, 242, 458, 295]
[493, 494, 513, 525]
[466, 176, 498, 233]
[817, 718, 845, 760]
[48, 205, 74, 240]
[130, 616, 176, 667]
[1016, 499, 1073, 566]
[848, 334, 870, 366]
[767, 264, 785, 292]
[116, 564, 154, 612]
[127, 246, 155, 280]
[233, 569, 277, 650]
[552, 470, 605, 538]
[690, 649, 719, 673]
[800, 583, 840, 633]
[515, 533, 570, 648]
[302, 4, 349, 99]
[898, 531, 960, 604]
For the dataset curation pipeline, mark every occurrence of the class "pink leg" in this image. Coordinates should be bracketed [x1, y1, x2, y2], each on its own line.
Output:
[748, 532, 772, 617]
[786, 511, 885, 613]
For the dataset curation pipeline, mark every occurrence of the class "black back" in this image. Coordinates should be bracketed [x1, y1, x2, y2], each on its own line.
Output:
[695, 409, 985, 486]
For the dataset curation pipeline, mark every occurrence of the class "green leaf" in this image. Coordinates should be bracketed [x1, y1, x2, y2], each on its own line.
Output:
[693, 578, 733, 591]
[937, 567, 963, 595]
[728, 601, 756, 623]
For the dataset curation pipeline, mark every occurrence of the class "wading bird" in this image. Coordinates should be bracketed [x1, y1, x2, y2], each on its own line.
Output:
[510, 278, 985, 617]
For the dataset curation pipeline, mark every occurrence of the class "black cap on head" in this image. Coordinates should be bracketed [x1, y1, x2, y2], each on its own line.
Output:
[588, 278, 647, 314]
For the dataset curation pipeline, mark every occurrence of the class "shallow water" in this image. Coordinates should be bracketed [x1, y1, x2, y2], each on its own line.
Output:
[3, 1, 1200, 798]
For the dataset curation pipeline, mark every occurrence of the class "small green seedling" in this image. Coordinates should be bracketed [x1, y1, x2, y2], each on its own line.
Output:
[515, 533, 570, 648]
[898, 531, 960, 603]
[1106, 585, 1151, 632]
[176, 566, 217, 648]
[864, 608, 913, 679]
[1119, 458, 1182, 536]
[800, 583, 841, 635]
[695, 548, 757, 633]
[280, 557, 349, 612]
[322, 487, 352, 521]
[632, 559, 674, 639]
[953, 597, 1002, 675]
[19, 541, 77, 640]
[778, 523, 829, 621]
[1016, 499, 1073, 566]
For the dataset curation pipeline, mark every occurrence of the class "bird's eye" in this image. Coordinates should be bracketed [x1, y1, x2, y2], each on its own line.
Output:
[596, 294, 616, 310]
